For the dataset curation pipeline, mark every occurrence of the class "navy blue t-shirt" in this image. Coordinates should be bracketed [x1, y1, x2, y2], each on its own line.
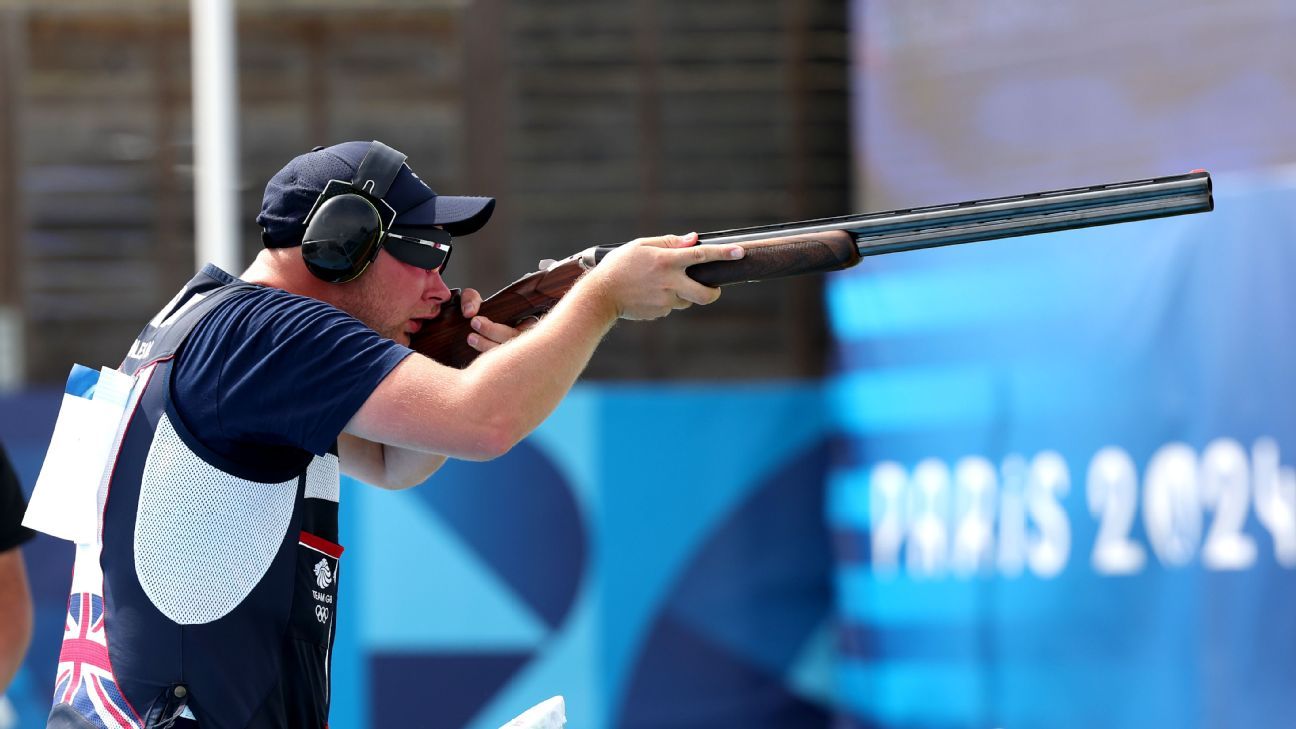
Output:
[170, 270, 412, 477]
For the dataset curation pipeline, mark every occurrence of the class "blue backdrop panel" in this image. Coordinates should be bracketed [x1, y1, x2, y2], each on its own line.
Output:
[1, 390, 72, 729]
[826, 173, 1296, 728]
[337, 384, 838, 729]
[613, 438, 836, 729]
[1, 384, 837, 729]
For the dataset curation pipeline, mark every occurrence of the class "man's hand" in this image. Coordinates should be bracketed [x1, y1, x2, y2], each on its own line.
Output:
[458, 288, 538, 353]
[584, 232, 745, 320]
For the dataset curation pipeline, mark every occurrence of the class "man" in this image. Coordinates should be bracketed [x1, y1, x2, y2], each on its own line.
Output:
[44, 140, 743, 729]
[0, 443, 34, 695]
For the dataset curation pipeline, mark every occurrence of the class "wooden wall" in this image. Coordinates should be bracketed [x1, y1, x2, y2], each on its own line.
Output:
[0, 0, 848, 383]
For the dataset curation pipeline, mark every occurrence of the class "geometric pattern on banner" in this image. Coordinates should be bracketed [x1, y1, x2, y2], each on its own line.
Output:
[368, 652, 531, 729]
[613, 615, 833, 729]
[356, 440, 584, 728]
[356, 485, 548, 650]
[785, 618, 839, 708]
[615, 439, 836, 727]
[412, 440, 586, 630]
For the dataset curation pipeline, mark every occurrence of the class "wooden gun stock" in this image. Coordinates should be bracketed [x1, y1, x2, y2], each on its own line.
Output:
[409, 230, 858, 368]
[409, 247, 595, 369]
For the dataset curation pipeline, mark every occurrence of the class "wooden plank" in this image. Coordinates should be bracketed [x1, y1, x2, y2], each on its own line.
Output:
[459, 0, 508, 289]
[0, 8, 24, 309]
[500, 0, 849, 379]
[9, 0, 849, 383]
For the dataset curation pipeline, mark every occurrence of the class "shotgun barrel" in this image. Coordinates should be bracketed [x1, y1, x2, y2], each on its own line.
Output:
[695, 170, 1212, 255]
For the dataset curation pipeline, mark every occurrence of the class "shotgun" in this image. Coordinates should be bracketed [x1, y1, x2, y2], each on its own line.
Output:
[412, 170, 1213, 367]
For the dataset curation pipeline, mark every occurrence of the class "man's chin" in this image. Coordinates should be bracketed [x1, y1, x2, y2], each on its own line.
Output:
[380, 328, 412, 346]
[387, 318, 432, 346]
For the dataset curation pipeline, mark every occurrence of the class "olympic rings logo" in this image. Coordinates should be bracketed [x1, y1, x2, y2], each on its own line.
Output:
[315, 605, 330, 624]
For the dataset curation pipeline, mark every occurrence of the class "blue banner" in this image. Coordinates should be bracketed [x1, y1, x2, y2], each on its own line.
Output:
[826, 173, 1296, 727]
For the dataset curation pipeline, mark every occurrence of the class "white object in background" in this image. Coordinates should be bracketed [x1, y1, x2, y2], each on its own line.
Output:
[0, 306, 21, 391]
[190, 0, 241, 273]
[499, 696, 566, 729]
[22, 366, 136, 544]
[0, 695, 16, 729]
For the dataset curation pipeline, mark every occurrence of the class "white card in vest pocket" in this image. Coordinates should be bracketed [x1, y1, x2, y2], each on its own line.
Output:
[23, 365, 138, 544]
[499, 696, 566, 729]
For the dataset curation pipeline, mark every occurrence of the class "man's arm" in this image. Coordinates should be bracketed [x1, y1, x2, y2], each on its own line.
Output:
[338, 290, 572, 485]
[344, 233, 742, 464]
[337, 433, 447, 489]
[338, 289, 529, 489]
[0, 548, 32, 694]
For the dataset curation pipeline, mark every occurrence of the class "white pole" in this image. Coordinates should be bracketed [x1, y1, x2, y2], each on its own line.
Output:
[190, 0, 240, 272]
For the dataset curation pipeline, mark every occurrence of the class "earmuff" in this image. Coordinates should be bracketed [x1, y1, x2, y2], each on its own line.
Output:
[300, 141, 407, 283]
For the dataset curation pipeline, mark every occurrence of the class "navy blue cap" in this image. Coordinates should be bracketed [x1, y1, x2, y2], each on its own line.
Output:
[256, 140, 495, 247]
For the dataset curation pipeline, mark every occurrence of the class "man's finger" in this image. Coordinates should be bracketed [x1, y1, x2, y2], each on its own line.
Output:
[681, 242, 745, 266]
[471, 316, 523, 345]
[677, 281, 722, 306]
[459, 288, 483, 318]
[465, 332, 499, 353]
[663, 232, 699, 249]
[637, 232, 699, 249]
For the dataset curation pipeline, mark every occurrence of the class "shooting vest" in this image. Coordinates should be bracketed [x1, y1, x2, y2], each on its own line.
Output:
[47, 266, 343, 729]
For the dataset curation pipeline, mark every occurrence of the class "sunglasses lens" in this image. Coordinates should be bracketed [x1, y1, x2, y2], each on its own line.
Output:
[385, 233, 452, 273]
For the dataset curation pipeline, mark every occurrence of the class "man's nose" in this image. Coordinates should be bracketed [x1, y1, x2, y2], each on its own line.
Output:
[425, 269, 452, 303]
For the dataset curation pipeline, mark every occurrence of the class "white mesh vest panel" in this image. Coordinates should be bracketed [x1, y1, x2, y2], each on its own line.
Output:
[134, 412, 297, 625]
[305, 453, 340, 502]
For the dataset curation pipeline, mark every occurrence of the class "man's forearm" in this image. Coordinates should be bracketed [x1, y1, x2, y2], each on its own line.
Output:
[338, 432, 447, 489]
[449, 272, 617, 455]
[356, 270, 618, 461]
[341, 280, 611, 475]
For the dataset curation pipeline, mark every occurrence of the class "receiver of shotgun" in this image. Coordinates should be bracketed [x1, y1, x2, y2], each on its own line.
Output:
[412, 170, 1213, 367]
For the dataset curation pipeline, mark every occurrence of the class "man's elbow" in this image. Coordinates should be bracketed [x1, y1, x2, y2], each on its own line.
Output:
[372, 473, 427, 491]
[463, 419, 526, 462]
[464, 433, 516, 462]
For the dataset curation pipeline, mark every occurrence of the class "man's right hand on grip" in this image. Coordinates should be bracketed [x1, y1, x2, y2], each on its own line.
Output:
[585, 232, 745, 321]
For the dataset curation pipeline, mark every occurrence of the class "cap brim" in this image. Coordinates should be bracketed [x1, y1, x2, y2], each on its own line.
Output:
[396, 195, 496, 237]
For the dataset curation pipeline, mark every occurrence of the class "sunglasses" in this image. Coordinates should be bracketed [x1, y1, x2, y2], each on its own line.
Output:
[385, 229, 453, 274]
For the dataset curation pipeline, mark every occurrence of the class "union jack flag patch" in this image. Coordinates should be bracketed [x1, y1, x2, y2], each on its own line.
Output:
[54, 592, 143, 729]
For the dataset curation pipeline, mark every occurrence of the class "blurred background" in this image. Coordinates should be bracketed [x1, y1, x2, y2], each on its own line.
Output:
[0, 0, 1294, 727]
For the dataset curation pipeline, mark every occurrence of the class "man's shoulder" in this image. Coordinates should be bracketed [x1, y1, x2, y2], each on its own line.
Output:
[217, 282, 340, 320]
[197, 283, 362, 346]
[169, 279, 409, 459]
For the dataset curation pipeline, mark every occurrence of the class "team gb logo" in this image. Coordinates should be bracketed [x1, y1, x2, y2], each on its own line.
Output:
[314, 558, 334, 589]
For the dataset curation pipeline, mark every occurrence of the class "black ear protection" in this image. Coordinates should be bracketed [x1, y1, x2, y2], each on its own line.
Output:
[301, 141, 408, 283]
